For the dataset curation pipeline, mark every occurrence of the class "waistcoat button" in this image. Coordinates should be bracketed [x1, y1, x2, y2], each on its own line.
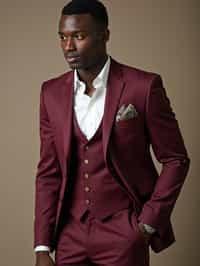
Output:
[85, 199, 90, 205]
[85, 186, 90, 192]
[84, 173, 89, 179]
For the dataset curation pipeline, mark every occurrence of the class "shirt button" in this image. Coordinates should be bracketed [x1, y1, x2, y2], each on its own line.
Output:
[85, 146, 89, 150]
[84, 173, 89, 179]
[85, 186, 90, 192]
[84, 159, 89, 164]
[85, 199, 90, 205]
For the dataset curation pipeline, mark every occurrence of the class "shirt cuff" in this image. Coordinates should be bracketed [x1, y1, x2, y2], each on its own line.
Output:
[34, 245, 50, 252]
[143, 223, 156, 234]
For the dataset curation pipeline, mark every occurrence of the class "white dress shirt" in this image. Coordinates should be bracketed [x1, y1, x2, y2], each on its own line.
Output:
[73, 56, 111, 140]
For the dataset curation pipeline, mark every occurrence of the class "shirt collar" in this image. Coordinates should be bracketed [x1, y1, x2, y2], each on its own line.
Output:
[74, 56, 111, 93]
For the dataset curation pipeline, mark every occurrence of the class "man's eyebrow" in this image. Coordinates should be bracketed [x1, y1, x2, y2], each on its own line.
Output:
[58, 30, 87, 35]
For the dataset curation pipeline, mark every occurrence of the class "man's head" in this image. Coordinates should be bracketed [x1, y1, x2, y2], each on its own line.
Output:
[58, 0, 110, 70]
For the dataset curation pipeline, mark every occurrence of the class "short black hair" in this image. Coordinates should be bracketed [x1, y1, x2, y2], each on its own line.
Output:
[61, 0, 109, 29]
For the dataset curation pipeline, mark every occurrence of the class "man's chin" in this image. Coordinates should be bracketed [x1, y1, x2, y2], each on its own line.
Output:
[67, 62, 82, 70]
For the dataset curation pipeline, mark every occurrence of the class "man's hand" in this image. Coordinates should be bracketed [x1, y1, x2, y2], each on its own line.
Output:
[138, 222, 152, 245]
[35, 251, 55, 266]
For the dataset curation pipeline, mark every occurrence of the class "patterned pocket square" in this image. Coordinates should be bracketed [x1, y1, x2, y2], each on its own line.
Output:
[116, 104, 138, 122]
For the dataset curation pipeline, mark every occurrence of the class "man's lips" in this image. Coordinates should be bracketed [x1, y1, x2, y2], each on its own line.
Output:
[65, 55, 80, 63]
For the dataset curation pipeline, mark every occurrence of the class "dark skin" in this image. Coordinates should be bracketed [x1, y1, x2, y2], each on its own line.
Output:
[58, 13, 109, 96]
[35, 13, 152, 266]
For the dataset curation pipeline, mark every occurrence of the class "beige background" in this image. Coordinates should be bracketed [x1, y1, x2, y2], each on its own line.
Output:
[0, 0, 199, 265]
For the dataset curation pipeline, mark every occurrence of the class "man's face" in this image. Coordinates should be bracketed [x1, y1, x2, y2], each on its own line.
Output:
[58, 14, 109, 70]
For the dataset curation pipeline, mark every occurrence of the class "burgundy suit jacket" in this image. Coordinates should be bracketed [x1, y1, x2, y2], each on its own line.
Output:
[34, 58, 190, 253]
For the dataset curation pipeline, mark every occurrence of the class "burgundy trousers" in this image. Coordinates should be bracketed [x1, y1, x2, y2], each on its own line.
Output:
[55, 207, 149, 266]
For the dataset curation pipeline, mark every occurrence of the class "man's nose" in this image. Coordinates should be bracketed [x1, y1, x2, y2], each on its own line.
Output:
[63, 37, 76, 51]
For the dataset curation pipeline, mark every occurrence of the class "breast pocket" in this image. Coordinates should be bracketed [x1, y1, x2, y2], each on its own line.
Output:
[114, 116, 141, 136]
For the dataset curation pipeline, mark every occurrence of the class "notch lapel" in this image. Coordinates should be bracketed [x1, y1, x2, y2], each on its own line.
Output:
[103, 59, 125, 162]
[61, 71, 74, 175]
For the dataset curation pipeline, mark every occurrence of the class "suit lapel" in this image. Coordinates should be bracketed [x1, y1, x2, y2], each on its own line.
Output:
[60, 71, 74, 174]
[103, 59, 125, 161]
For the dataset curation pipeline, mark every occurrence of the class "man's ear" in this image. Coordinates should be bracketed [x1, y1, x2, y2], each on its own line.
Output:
[96, 29, 110, 43]
[104, 29, 110, 42]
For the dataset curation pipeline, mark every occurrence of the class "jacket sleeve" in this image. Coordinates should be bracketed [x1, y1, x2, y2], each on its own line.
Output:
[138, 75, 190, 237]
[34, 83, 62, 249]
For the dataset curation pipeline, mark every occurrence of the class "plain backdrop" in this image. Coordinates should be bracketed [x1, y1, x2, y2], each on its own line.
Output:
[0, 1, 199, 265]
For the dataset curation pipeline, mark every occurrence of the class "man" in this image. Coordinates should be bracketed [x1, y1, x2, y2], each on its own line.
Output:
[34, 0, 190, 266]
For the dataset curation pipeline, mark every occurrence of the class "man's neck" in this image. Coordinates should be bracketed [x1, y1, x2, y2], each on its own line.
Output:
[77, 55, 108, 88]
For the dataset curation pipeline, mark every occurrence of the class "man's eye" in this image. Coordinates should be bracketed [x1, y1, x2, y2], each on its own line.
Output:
[75, 33, 84, 40]
[60, 35, 68, 41]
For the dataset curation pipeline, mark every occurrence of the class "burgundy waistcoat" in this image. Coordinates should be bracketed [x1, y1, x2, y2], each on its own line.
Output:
[65, 113, 133, 220]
